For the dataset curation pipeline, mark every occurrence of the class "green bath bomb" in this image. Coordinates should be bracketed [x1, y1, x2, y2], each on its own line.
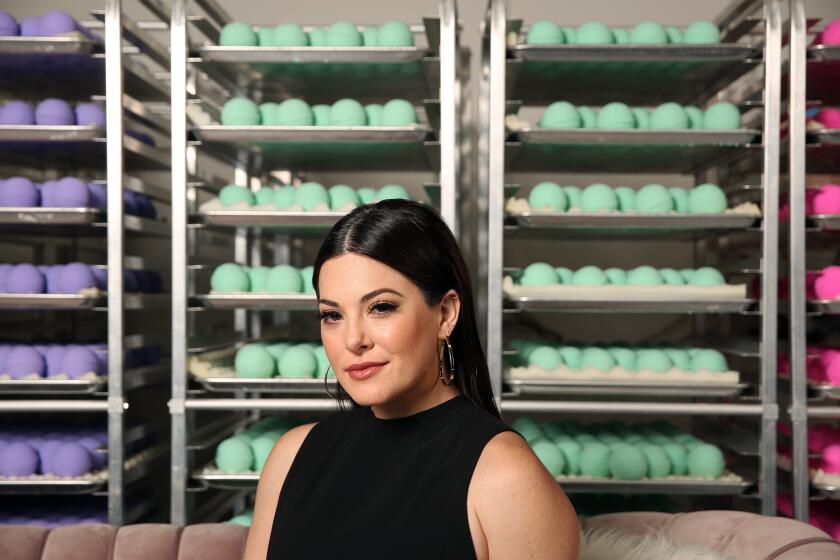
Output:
[580, 442, 612, 477]
[642, 444, 672, 478]
[251, 435, 277, 471]
[607, 347, 636, 370]
[257, 27, 275, 46]
[379, 21, 414, 47]
[255, 187, 276, 205]
[272, 23, 308, 46]
[276, 99, 313, 126]
[666, 26, 684, 43]
[636, 349, 672, 372]
[630, 21, 668, 44]
[377, 184, 411, 201]
[216, 437, 254, 473]
[687, 444, 725, 478]
[364, 104, 383, 126]
[247, 266, 270, 292]
[227, 514, 252, 527]
[577, 21, 613, 44]
[527, 21, 564, 45]
[659, 268, 685, 286]
[688, 183, 727, 213]
[669, 187, 690, 213]
[211, 263, 249, 292]
[259, 102, 278, 125]
[612, 28, 630, 44]
[265, 343, 289, 361]
[273, 185, 298, 209]
[300, 265, 315, 294]
[307, 28, 326, 46]
[632, 108, 651, 129]
[596, 102, 635, 129]
[679, 269, 695, 283]
[581, 347, 616, 371]
[298, 181, 329, 211]
[266, 265, 302, 293]
[312, 104, 331, 126]
[562, 27, 577, 44]
[690, 266, 726, 286]
[278, 344, 317, 378]
[220, 22, 257, 46]
[357, 187, 377, 204]
[313, 345, 330, 377]
[580, 183, 619, 212]
[532, 439, 566, 476]
[559, 346, 583, 369]
[650, 102, 688, 129]
[556, 439, 582, 474]
[555, 267, 574, 284]
[691, 349, 728, 372]
[325, 21, 361, 46]
[684, 106, 704, 129]
[521, 262, 559, 286]
[662, 443, 688, 475]
[330, 98, 367, 126]
[635, 183, 674, 212]
[626, 265, 663, 286]
[663, 348, 691, 370]
[539, 101, 581, 128]
[528, 346, 562, 369]
[381, 99, 417, 125]
[577, 106, 597, 128]
[605, 268, 627, 285]
[563, 186, 582, 209]
[219, 184, 255, 206]
[362, 26, 379, 47]
[609, 445, 648, 480]
[235, 344, 276, 378]
[684, 20, 720, 44]
[572, 265, 608, 285]
[704, 102, 741, 129]
[613, 186, 636, 212]
[529, 181, 567, 211]
[221, 98, 260, 125]
[328, 184, 359, 209]
[512, 416, 540, 434]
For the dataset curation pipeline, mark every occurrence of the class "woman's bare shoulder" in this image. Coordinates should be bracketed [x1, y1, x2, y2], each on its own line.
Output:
[263, 422, 318, 480]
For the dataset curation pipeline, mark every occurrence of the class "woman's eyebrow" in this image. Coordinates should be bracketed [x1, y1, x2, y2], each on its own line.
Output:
[318, 288, 404, 308]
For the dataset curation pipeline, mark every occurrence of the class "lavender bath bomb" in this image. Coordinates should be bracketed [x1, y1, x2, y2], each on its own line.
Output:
[40, 11, 77, 36]
[58, 262, 96, 293]
[45, 265, 63, 293]
[53, 177, 90, 207]
[0, 100, 36, 125]
[35, 99, 76, 126]
[6, 264, 45, 293]
[0, 263, 12, 291]
[19, 16, 40, 36]
[6, 346, 46, 378]
[0, 176, 39, 207]
[78, 436, 106, 469]
[0, 442, 39, 476]
[91, 266, 107, 290]
[45, 346, 65, 377]
[51, 442, 93, 476]
[74, 103, 105, 127]
[60, 346, 101, 378]
[86, 183, 107, 209]
[0, 11, 18, 36]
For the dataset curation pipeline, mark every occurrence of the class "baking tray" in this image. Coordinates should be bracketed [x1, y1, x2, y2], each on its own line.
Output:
[556, 475, 752, 495]
[192, 210, 347, 229]
[195, 293, 317, 310]
[810, 129, 840, 145]
[199, 45, 428, 64]
[0, 207, 104, 225]
[513, 128, 758, 145]
[194, 125, 430, 143]
[808, 45, 840, 61]
[809, 300, 840, 314]
[193, 468, 259, 490]
[191, 373, 336, 394]
[812, 481, 840, 499]
[0, 377, 106, 395]
[505, 296, 753, 314]
[809, 215, 840, 230]
[508, 212, 758, 233]
[0, 475, 107, 494]
[0, 134, 169, 171]
[0, 293, 105, 310]
[0, 124, 103, 141]
[505, 378, 748, 398]
[810, 384, 840, 401]
[0, 34, 99, 55]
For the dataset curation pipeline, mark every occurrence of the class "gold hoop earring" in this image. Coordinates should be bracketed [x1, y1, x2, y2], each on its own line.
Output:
[439, 336, 455, 386]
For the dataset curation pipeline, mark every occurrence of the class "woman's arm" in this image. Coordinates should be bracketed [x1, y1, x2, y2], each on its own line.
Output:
[242, 422, 317, 560]
[471, 431, 580, 559]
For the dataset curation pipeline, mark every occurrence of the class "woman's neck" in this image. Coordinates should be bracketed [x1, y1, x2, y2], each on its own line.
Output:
[370, 384, 461, 420]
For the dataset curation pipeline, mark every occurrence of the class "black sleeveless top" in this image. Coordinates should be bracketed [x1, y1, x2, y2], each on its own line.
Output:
[267, 394, 516, 559]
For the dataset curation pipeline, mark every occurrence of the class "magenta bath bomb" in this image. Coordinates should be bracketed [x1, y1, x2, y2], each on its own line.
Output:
[74, 103, 105, 127]
[60, 346, 101, 378]
[0, 442, 39, 476]
[6, 264, 45, 293]
[813, 184, 840, 214]
[815, 266, 840, 300]
[53, 177, 90, 207]
[58, 262, 96, 293]
[0, 100, 36, 125]
[50, 442, 93, 476]
[40, 11, 77, 36]
[6, 346, 46, 379]
[35, 99, 76, 125]
[0, 176, 39, 207]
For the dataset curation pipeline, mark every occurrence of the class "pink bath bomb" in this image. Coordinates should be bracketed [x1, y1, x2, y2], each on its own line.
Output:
[826, 354, 840, 385]
[57, 262, 96, 293]
[812, 184, 840, 215]
[806, 271, 820, 299]
[35, 99, 75, 126]
[6, 264, 45, 293]
[809, 424, 839, 453]
[814, 266, 840, 300]
[0, 100, 35, 125]
[40, 11, 76, 36]
[823, 19, 840, 45]
[822, 444, 840, 474]
[817, 108, 840, 129]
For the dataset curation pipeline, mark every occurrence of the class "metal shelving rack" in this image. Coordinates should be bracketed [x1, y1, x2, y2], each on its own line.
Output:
[170, 0, 465, 525]
[481, 0, 781, 512]
[0, 0, 172, 525]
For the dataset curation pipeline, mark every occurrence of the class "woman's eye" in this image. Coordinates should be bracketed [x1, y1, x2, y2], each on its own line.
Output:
[370, 302, 397, 314]
[319, 310, 341, 323]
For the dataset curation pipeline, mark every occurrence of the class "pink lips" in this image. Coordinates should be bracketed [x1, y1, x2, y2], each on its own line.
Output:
[346, 362, 386, 381]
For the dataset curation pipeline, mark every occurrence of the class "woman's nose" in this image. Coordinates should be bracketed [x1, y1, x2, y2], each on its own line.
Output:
[344, 315, 371, 352]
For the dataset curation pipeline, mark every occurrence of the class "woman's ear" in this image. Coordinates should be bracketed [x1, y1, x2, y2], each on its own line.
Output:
[438, 289, 461, 338]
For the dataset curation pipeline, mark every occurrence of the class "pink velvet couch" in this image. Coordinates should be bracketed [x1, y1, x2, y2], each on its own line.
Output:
[1, 511, 838, 559]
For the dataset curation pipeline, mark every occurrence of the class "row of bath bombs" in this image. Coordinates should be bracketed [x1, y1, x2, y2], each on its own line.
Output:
[509, 340, 730, 373]
[514, 264, 728, 287]
[220, 20, 414, 47]
[217, 182, 411, 211]
[524, 182, 728, 214]
[215, 417, 306, 473]
[525, 20, 721, 45]
[221, 97, 417, 127]
[514, 418, 727, 479]
[538, 101, 741, 130]
[210, 263, 313, 294]
[234, 341, 329, 379]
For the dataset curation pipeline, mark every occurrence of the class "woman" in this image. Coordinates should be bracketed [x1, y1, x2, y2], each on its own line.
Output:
[244, 200, 578, 559]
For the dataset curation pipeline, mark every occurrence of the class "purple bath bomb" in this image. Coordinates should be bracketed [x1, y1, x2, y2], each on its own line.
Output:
[53, 177, 90, 207]
[6, 264, 45, 293]
[134, 270, 151, 293]
[0, 176, 39, 207]
[0, 344, 10, 369]
[40, 11, 76, 36]
[38, 180, 58, 207]
[86, 183, 107, 209]
[78, 436, 106, 469]
[91, 267, 107, 290]
[19, 16, 41, 36]
[0, 100, 35, 125]
[50, 442, 93, 476]
[74, 102, 104, 127]
[6, 346, 46, 378]
[35, 99, 75, 126]
[0, 442, 39, 476]
[123, 190, 139, 215]
[45, 265, 63, 293]
[38, 439, 63, 473]
[45, 346, 65, 376]
[123, 270, 138, 292]
[0, 263, 13, 291]
[59, 346, 100, 378]
[57, 262, 96, 293]
[91, 347, 107, 370]
[0, 11, 18, 36]
[135, 194, 156, 219]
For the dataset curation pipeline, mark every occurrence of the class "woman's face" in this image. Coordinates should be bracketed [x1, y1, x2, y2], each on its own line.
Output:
[317, 253, 457, 407]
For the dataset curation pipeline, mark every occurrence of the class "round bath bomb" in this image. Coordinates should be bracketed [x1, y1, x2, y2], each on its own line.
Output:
[630, 21, 668, 44]
[659, 268, 685, 286]
[688, 183, 727, 213]
[328, 184, 359, 209]
[528, 346, 562, 370]
[216, 437, 254, 473]
[255, 27, 274, 46]
[265, 343, 289, 362]
[609, 445, 648, 480]
[0, 100, 35, 125]
[661, 442, 687, 475]
[631, 108, 651, 129]
[555, 267, 573, 284]
[221, 98, 259, 125]
[357, 187, 377, 204]
[266, 265, 302, 293]
[278, 344, 317, 378]
[636, 349, 672, 372]
[58, 262, 96, 293]
[555, 439, 581, 474]
[607, 347, 636, 370]
[235, 344, 275, 378]
[572, 266, 608, 286]
[298, 181, 329, 211]
[211, 263, 250, 292]
[577, 22, 613, 44]
[82, 182, 104, 209]
[687, 444, 725, 478]
[612, 28, 630, 44]
[580, 183, 618, 212]
[651, 102, 688, 129]
[521, 262, 558, 286]
[684, 106, 704, 129]
[580, 347, 615, 371]
[690, 266, 726, 286]
[642, 444, 671, 478]
[74, 103, 105, 127]
[47, 265, 67, 293]
[254, 187, 275, 206]
[691, 349, 728, 372]
[364, 104, 383, 126]
[604, 268, 627, 285]
[0, 176, 39, 207]
[813, 184, 840, 214]
[627, 265, 662, 286]
[6, 264, 45, 293]
[20, 17, 41, 36]
[313, 345, 330, 376]
[381, 99, 417, 125]
[6, 346, 46, 379]
[273, 185, 298, 209]
[258, 103, 278, 126]
[532, 439, 565, 476]
[247, 266, 270, 292]
[563, 186, 582, 209]
[662, 348, 688, 370]
[362, 26, 379, 47]
[50, 177, 88, 207]
[669, 187, 689, 213]
[577, 106, 597, 128]
[220, 22, 257, 46]
[45, 346, 65, 377]
[636, 183, 674, 212]
[666, 26, 684, 43]
[379, 21, 414, 47]
[0, 262, 11, 291]
[330, 99, 366, 126]
[613, 186, 636, 212]
[40, 10, 76, 36]
[307, 27, 325, 46]
[539, 101, 580, 128]
[559, 346, 583, 369]
[562, 27, 577, 44]
[704, 102, 741, 129]
[376, 185, 411, 201]
[326, 21, 362, 47]
[815, 266, 840, 300]
[35, 99, 75, 125]
[528, 181, 566, 211]
[272, 23, 307, 46]
[61, 346, 101, 378]
[251, 435, 276, 471]
[0, 442, 39, 476]
[276, 99, 314, 126]
[580, 442, 611, 477]
[0, 11, 18, 36]
[527, 21, 564, 45]
[50, 442, 93, 476]
[312, 104, 331, 126]
[685, 20, 720, 44]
